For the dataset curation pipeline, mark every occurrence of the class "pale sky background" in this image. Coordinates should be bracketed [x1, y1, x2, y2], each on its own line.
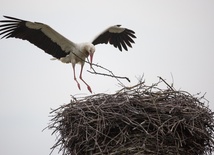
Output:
[0, 0, 214, 155]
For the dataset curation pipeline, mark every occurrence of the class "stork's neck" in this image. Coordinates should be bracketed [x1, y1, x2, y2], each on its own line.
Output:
[76, 43, 88, 56]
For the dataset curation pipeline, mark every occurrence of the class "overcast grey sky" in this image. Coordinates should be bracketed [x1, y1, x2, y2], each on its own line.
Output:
[0, 0, 214, 155]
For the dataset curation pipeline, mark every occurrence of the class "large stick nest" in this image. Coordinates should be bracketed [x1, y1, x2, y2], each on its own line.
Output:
[48, 80, 214, 155]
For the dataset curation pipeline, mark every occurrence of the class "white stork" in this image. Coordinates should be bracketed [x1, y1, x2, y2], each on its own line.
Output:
[0, 16, 136, 93]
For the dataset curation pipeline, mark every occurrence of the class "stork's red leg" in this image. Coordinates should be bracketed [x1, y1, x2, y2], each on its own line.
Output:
[72, 64, 81, 90]
[79, 64, 92, 93]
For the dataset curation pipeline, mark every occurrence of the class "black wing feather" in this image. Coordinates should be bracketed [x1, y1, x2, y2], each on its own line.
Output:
[92, 25, 136, 51]
[119, 35, 128, 51]
[0, 16, 68, 59]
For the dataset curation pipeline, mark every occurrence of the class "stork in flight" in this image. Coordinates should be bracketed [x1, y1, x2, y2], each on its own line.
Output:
[0, 16, 136, 93]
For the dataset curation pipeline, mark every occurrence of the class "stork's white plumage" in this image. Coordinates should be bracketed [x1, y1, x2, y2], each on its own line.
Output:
[0, 16, 136, 93]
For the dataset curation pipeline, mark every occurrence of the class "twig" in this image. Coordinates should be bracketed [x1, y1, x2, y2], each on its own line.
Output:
[87, 57, 130, 84]
[88, 67, 130, 83]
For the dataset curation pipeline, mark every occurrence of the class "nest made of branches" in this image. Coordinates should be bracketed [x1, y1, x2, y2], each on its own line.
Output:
[48, 80, 214, 155]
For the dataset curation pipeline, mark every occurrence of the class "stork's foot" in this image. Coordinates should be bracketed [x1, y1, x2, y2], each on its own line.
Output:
[77, 83, 81, 90]
[87, 86, 92, 93]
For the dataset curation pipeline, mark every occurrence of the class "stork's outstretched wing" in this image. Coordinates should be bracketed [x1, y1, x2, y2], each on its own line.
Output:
[0, 16, 76, 59]
[92, 25, 136, 51]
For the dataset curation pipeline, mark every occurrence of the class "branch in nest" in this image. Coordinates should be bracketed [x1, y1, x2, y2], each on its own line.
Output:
[158, 76, 175, 91]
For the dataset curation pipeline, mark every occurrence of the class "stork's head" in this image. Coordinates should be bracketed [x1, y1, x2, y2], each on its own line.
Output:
[85, 43, 95, 68]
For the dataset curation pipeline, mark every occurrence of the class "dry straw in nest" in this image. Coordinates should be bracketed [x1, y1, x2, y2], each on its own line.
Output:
[48, 79, 214, 155]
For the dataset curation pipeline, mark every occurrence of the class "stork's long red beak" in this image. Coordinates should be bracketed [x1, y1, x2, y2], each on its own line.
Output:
[89, 53, 94, 69]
